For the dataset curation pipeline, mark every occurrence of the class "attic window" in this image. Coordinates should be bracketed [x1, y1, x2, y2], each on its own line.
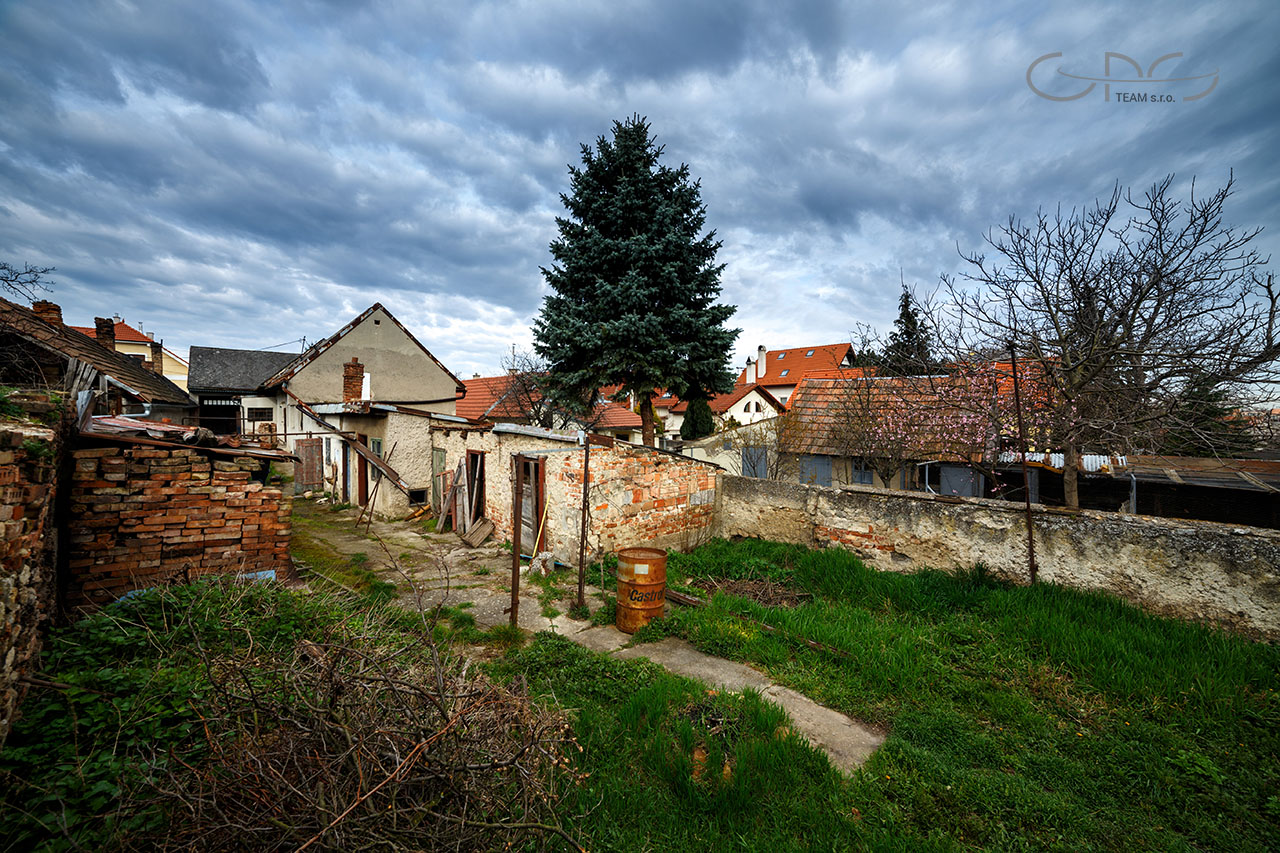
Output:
[805, 349, 815, 357]
[662, 391, 672, 398]
[780, 369, 789, 377]
[374, 319, 381, 325]
[743, 403, 750, 412]
[776, 353, 785, 359]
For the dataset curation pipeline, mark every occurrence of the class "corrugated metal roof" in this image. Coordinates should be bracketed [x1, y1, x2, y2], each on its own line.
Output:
[996, 451, 1124, 473]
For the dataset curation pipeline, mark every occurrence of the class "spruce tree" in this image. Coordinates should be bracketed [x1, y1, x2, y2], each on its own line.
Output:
[680, 397, 715, 441]
[881, 285, 935, 376]
[534, 115, 738, 446]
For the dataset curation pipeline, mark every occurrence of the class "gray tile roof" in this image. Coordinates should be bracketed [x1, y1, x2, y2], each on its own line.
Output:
[188, 346, 299, 394]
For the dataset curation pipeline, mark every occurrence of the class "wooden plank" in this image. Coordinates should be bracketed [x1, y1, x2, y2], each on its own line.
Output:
[460, 517, 494, 547]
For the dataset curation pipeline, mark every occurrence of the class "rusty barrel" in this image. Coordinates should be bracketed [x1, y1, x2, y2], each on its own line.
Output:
[615, 547, 667, 634]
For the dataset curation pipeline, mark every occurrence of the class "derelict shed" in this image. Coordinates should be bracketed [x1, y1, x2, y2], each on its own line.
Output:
[429, 422, 720, 565]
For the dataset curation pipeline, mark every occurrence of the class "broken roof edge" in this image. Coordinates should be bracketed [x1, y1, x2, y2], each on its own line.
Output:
[261, 303, 466, 393]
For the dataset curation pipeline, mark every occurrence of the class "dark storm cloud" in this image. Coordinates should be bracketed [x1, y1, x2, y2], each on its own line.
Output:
[0, 0, 1276, 377]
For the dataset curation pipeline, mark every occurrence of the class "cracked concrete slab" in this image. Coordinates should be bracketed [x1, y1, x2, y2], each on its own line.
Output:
[616, 637, 884, 773]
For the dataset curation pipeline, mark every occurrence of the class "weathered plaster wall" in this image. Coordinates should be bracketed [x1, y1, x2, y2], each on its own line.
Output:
[717, 475, 1280, 638]
[287, 307, 459, 409]
[67, 447, 293, 610]
[0, 424, 58, 747]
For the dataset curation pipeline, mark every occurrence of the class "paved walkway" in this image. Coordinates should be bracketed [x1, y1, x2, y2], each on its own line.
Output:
[462, 587, 885, 774]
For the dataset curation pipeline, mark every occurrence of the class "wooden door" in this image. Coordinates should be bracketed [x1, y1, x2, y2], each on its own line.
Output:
[431, 448, 446, 511]
[517, 457, 545, 554]
[466, 451, 485, 525]
[295, 438, 322, 493]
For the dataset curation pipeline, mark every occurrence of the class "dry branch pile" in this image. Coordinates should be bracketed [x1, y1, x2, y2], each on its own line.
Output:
[137, 624, 583, 851]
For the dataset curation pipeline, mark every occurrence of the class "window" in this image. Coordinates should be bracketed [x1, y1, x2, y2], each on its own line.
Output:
[408, 488, 428, 505]
[370, 438, 383, 456]
[743, 403, 750, 412]
[780, 369, 789, 377]
[776, 352, 785, 359]
[754, 402, 762, 412]
[805, 349, 815, 357]
[246, 407, 273, 422]
[662, 391, 672, 398]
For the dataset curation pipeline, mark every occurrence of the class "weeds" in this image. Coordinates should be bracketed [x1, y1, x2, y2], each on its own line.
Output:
[1, 581, 582, 852]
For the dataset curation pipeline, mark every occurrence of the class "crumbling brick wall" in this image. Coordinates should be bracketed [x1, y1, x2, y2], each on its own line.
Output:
[0, 424, 58, 747]
[550, 444, 718, 560]
[67, 447, 292, 609]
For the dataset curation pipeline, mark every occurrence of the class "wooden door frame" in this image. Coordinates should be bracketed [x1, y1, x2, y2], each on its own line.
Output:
[515, 455, 546, 554]
[357, 433, 369, 506]
[466, 450, 486, 525]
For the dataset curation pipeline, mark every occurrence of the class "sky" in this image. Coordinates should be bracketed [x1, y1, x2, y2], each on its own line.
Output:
[1, 0, 1277, 379]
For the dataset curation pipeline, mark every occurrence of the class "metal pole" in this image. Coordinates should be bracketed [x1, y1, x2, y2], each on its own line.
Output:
[1008, 343, 1039, 584]
[577, 434, 590, 610]
[510, 456, 523, 627]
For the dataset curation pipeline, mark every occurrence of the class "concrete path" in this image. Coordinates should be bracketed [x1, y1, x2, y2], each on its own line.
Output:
[294, 503, 884, 774]
[464, 587, 885, 774]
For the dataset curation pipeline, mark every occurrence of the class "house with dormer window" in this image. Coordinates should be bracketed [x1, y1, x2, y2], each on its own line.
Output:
[735, 343, 856, 406]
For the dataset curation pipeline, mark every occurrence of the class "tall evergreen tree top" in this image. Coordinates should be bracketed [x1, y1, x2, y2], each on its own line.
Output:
[534, 116, 738, 433]
[881, 285, 936, 375]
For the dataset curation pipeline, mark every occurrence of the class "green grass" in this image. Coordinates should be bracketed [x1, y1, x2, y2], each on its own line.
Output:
[487, 538, 1280, 852]
[289, 530, 396, 602]
[490, 633, 854, 851]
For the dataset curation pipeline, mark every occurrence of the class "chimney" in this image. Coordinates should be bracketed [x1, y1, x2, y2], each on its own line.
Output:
[150, 340, 164, 372]
[32, 300, 63, 325]
[94, 317, 116, 349]
[756, 345, 767, 381]
[343, 357, 365, 402]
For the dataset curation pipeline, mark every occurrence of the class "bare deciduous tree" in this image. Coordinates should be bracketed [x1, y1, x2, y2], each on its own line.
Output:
[0, 261, 53, 300]
[495, 349, 606, 431]
[928, 174, 1277, 507]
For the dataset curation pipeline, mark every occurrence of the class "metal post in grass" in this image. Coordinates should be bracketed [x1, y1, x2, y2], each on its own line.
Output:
[577, 433, 590, 610]
[510, 455, 523, 627]
[1008, 342, 1039, 584]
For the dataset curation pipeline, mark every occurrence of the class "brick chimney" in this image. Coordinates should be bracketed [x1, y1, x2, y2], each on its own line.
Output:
[32, 300, 62, 325]
[343, 357, 364, 402]
[94, 317, 116, 349]
[149, 340, 164, 372]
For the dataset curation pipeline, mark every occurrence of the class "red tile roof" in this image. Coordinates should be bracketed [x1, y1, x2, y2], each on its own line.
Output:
[736, 343, 855, 387]
[71, 319, 154, 344]
[457, 375, 641, 430]
[784, 364, 1053, 460]
[457, 375, 519, 420]
[665, 383, 785, 416]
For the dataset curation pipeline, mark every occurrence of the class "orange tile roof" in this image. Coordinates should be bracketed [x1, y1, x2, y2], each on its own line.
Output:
[71, 319, 154, 344]
[736, 343, 855, 387]
[784, 364, 1054, 461]
[457, 375, 641, 430]
[457, 375, 519, 419]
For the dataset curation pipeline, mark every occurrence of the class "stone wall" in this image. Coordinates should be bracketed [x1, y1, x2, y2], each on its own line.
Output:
[717, 475, 1280, 639]
[0, 424, 58, 747]
[67, 446, 293, 609]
